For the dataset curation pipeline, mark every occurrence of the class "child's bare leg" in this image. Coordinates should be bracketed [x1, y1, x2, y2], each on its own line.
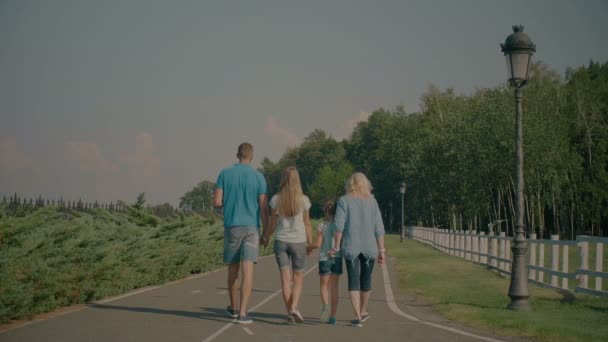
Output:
[320, 275, 330, 306]
[330, 274, 340, 317]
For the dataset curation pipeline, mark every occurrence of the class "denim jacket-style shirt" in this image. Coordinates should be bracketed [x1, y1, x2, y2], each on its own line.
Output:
[334, 194, 385, 260]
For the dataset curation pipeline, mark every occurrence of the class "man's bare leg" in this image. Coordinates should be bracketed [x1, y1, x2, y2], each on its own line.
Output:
[228, 263, 240, 312]
[239, 261, 254, 317]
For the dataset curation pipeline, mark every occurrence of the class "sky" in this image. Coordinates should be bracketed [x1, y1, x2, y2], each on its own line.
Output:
[1, 0, 607, 206]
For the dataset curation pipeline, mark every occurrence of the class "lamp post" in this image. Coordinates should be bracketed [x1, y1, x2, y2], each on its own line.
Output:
[400, 181, 406, 242]
[501, 25, 535, 311]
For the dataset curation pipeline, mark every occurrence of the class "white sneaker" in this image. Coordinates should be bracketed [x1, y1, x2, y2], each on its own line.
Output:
[289, 308, 304, 323]
[319, 304, 330, 323]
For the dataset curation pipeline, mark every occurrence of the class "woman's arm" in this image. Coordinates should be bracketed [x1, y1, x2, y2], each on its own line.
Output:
[377, 235, 386, 265]
[329, 198, 346, 257]
[261, 209, 278, 247]
[303, 209, 313, 245]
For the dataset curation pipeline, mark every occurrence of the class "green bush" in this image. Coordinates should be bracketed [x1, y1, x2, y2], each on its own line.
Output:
[0, 205, 225, 323]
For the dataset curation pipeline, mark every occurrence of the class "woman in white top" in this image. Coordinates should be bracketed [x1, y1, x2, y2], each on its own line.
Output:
[261, 166, 313, 324]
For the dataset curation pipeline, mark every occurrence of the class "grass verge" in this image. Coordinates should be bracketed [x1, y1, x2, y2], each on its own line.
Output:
[387, 235, 608, 342]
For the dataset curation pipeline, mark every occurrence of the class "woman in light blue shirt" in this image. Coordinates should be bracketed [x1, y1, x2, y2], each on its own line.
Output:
[329, 172, 385, 328]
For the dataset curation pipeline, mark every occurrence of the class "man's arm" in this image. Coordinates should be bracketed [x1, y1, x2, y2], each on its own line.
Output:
[213, 188, 223, 208]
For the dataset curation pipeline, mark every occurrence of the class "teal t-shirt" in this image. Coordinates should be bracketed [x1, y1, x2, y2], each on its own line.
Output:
[216, 163, 267, 229]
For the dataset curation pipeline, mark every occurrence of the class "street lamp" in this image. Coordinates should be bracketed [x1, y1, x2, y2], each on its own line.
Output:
[501, 25, 535, 311]
[400, 181, 406, 242]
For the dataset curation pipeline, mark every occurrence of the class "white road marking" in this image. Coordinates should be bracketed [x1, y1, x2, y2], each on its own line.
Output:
[217, 290, 227, 295]
[201, 264, 318, 342]
[192, 290, 201, 294]
[242, 327, 254, 335]
[381, 262, 505, 342]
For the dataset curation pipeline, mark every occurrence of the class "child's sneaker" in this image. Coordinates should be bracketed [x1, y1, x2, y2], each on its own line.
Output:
[361, 313, 371, 322]
[350, 319, 363, 328]
[319, 304, 330, 323]
[327, 317, 337, 325]
[289, 308, 304, 323]
[236, 315, 253, 324]
[286, 314, 296, 325]
[225, 306, 238, 318]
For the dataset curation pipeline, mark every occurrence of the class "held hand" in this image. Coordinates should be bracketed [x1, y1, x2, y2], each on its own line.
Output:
[260, 235, 269, 248]
[306, 244, 315, 255]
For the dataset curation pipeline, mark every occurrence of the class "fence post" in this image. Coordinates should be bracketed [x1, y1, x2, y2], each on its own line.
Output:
[448, 229, 454, 255]
[578, 240, 589, 289]
[505, 237, 511, 273]
[459, 230, 465, 258]
[499, 232, 506, 272]
[479, 232, 486, 264]
[562, 244, 569, 290]
[551, 234, 560, 287]
[472, 230, 479, 263]
[467, 229, 475, 260]
[464, 230, 470, 260]
[596, 242, 604, 291]
[529, 233, 537, 281]
[490, 232, 498, 268]
[539, 241, 545, 283]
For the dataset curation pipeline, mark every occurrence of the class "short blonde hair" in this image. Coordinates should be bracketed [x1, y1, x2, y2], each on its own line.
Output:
[345, 172, 373, 196]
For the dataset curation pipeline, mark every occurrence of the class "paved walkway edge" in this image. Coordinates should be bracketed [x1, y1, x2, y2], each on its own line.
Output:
[380, 262, 505, 342]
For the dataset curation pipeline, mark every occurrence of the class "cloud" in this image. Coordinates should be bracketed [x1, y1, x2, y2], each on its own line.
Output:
[65, 140, 117, 172]
[264, 117, 300, 147]
[0, 137, 33, 171]
[120, 132, 161, 178]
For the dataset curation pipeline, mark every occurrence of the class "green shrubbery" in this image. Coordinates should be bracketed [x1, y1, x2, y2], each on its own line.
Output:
[0, 204, 228, 324]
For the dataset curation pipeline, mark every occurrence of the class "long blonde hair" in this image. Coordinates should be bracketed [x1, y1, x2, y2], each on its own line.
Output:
[277, 167, 304, 217]
[345, 172, 373, 196]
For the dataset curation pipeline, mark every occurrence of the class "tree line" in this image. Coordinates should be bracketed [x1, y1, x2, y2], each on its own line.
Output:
[258, 61, 608, 238]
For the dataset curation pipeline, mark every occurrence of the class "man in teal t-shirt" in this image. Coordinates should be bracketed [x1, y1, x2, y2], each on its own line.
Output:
[213, 142, 268, 324]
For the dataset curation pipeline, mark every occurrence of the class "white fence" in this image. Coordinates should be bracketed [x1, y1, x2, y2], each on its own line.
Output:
[409, 226, 608, 297]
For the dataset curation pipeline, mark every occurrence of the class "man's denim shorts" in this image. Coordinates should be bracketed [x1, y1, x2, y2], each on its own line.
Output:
[223, 226, 259, 264]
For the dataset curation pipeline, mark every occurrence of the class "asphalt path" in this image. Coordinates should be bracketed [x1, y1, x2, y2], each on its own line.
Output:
[0, 253, 516, 342]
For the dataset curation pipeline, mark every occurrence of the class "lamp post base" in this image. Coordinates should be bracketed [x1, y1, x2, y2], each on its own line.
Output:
[507, 297, 531, 311]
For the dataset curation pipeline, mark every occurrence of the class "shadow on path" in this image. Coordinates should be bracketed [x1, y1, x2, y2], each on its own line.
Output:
[87, 304, 231, 323]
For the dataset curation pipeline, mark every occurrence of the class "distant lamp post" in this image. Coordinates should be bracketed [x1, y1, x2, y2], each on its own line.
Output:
[501, 25, 536, 311]
[400, 181, 406, 242]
